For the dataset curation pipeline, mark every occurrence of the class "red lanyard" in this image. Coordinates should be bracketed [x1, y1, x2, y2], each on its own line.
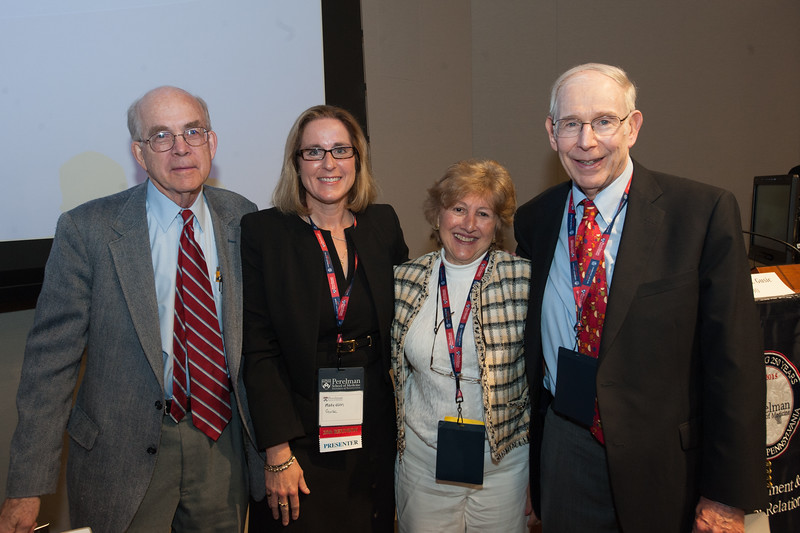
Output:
[309, 216, 358, 344]
[438, 251, 490, 404]
[566, 178, 631, 327]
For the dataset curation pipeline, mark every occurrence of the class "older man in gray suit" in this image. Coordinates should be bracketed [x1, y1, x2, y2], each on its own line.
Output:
[0, 86, 262, 532]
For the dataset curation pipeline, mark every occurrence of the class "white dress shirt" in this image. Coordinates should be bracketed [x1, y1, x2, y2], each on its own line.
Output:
[540, 157, 634, 395]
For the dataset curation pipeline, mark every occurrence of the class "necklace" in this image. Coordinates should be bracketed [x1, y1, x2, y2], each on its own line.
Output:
[336, 242, 348, 265]
[304, 215, 349, 243]
[305, 213, 352, 269]
[337, 248, 349, 275]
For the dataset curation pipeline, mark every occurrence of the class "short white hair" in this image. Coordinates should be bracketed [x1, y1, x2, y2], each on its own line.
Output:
[549, 63, 637, 118]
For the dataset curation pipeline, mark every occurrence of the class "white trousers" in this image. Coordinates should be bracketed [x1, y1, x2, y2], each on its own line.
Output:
[395, 426, 529, 533]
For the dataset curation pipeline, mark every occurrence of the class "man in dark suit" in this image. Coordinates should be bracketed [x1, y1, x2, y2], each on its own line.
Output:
[0, 86, 261, 532]
[514, 63, 766, 532]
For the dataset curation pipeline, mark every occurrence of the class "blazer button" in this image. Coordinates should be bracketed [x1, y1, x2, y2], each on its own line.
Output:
[154, 400, 163, 411]
[146, 447, 157, 455]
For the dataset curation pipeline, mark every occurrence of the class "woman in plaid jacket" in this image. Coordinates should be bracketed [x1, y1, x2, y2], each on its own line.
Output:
[390, 159, 531, 532]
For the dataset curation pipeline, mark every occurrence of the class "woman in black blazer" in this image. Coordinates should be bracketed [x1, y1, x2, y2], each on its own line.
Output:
[241, 105, 408, 532]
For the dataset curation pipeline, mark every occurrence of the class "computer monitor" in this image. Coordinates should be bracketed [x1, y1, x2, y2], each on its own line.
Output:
[748, 174, 800, 265]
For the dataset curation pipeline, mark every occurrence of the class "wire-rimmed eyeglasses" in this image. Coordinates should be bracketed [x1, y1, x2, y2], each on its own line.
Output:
[430, 285, 485, 384]
[140, 128, 210, 152]
[552, 113, 631, 138]
[429, 316, 482, 384]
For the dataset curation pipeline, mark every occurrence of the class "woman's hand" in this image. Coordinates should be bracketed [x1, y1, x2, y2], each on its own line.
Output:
[264, 442, 311, 525]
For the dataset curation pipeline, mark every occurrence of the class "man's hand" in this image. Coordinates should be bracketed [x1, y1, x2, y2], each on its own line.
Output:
[0, 497, 40, 533]
[693, 496, 744, 533]
[525, 483, 541, 529]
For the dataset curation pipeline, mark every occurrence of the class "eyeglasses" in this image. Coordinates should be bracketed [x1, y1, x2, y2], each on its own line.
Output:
[297, 146, 357, 161]
[141, 128, 210, 152]
[552, 113, 631, 138]
[430, 286, 487, 384]
[429, 317, 482, 384]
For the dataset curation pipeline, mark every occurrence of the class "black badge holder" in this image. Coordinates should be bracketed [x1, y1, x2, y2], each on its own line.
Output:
[552, 346, 598, 427]
[435, 413, 485, 485]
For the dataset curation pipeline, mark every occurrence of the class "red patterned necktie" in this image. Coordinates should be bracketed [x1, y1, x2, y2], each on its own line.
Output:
[171, 209, 232, 441]
[575, 200, 606, 444]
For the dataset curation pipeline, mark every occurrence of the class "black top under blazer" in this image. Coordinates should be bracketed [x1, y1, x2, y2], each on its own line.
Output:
[240, 204, 409, 449]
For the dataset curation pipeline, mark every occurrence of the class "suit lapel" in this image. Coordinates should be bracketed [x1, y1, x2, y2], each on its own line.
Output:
[600, 164, 665, 359]
[205, 189, 244, 382]
[107, 183, 164, 385]
[290, 214, 327, 342]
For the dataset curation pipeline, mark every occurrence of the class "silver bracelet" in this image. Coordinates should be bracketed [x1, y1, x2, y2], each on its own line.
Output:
[264, 454, 296, 473]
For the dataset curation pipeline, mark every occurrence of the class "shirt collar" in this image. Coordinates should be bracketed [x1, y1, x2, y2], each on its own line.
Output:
[146, 180, 209, 233]
[571, 156, 633, 225]
[440, 247, 489, 271]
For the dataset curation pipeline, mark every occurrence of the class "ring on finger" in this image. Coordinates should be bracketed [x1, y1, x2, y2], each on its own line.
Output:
[278, 502, 289, 508]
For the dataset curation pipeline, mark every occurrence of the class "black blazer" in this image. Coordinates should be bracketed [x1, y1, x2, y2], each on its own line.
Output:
[514, 161, 766, 532]
[241, 204, 408, 449]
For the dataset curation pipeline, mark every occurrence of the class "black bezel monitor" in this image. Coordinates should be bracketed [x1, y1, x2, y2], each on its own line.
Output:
[748, 174, 800, 265]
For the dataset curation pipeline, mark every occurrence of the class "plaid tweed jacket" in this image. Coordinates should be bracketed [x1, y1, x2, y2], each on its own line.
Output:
[391, 248, 531, 461]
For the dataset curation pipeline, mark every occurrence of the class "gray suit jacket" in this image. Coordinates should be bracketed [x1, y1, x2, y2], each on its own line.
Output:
[6, 181, 263, 532]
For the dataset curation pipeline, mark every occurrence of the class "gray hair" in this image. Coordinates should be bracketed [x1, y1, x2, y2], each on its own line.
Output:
[126, 86, 211, 141]
[549, 63, 637, 118]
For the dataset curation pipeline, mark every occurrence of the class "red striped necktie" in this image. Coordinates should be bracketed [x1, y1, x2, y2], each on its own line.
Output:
[171, 209, 232, 441]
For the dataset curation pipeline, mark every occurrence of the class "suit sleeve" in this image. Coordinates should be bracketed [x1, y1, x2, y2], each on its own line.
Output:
[698, 190, 766, 510]
[240, 213, 306, 449]
[514, 206, 533, 260]
[6, 212, 92, 497]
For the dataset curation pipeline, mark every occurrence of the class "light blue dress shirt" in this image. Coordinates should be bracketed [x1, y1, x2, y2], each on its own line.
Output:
[540, 157, 634, 394]
[145, 180, 224, 398]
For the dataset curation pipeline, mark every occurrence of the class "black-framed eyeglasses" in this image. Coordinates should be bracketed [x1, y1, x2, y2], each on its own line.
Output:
[297, 146, 357, 161]
[552, 113, 631, 138]
[140, 128, 210, 152]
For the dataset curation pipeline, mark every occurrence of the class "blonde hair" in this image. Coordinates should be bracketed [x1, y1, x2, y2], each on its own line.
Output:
[272, 105, 376, 215]
[423, 159, 516, 248]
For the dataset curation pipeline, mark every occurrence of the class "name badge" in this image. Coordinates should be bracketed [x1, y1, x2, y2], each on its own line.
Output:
[318, 367, 364, 453]
[435, 416, 485, 485]
[552, 347, 597, 427]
